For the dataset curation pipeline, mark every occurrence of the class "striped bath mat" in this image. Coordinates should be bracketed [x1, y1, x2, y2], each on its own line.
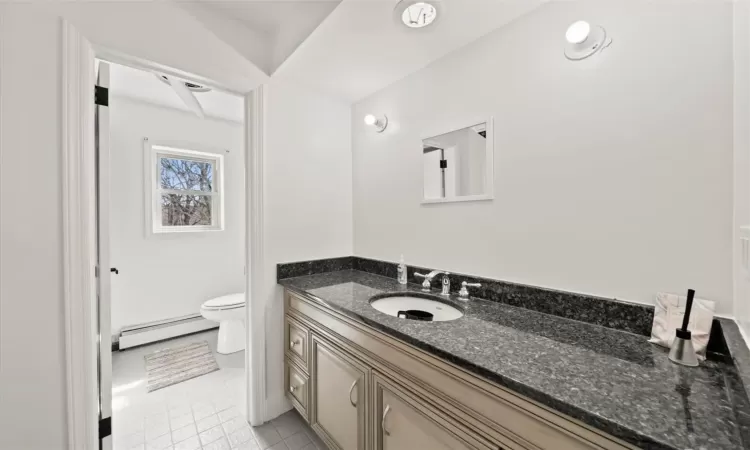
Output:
[144, 341, 219, 392]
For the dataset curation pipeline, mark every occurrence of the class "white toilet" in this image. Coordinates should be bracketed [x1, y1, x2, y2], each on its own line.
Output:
[200, 293, 246, 354]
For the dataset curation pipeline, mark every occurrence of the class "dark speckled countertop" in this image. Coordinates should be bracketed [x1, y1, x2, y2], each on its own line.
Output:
[280, 269, 749, 450]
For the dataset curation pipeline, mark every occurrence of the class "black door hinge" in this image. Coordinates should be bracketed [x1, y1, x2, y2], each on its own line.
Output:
[99, 416, 111, 442]
[95, 86, 109, 107]
[439, 159, 448, 169]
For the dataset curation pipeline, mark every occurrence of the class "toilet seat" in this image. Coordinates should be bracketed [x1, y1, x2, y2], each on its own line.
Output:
[200, 293, 246, 354]
[201, 293, 245, 310]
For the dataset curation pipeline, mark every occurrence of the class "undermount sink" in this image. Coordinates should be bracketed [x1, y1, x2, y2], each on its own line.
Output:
[369, 293, 464, 322]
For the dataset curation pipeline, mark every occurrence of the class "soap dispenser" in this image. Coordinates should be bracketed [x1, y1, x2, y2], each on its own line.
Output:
[397, 255, 407, 285]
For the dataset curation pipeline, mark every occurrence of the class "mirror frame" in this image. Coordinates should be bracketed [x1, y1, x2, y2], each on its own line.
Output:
[420, 116, 495, 204]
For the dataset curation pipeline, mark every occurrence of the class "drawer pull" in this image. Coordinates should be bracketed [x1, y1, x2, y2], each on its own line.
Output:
[290, 338, 302, 349]
[290, 385, 298, 393]
[348, 379, 358, 408]
[382, 404, 391, 437]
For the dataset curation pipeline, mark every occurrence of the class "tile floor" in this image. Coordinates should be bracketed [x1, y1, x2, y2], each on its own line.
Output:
[112, 329, 327, 450]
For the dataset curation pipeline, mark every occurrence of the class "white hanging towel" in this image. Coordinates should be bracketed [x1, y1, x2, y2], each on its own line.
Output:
[649, 292, 715, 360]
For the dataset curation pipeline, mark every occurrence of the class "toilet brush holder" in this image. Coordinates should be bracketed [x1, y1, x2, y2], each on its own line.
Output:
[668, 288, 699, 367]
[668, 329, 699, 367]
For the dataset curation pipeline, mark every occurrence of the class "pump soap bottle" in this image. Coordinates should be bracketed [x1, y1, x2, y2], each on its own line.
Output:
[397, 255, 407, 285]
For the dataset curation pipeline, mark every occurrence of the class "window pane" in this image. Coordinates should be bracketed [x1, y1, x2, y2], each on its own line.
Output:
[160, 157, 213, 192]
[161, 194, 212, 227]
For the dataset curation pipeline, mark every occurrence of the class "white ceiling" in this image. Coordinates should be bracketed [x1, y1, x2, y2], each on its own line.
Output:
[274, 0, 545, 102]
[107, 1, 544, 108]
[109, 62, 245, 123]
[178, 0, 342, 75]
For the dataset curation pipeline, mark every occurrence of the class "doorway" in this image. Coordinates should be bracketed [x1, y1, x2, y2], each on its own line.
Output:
[95, 59, 251, 450]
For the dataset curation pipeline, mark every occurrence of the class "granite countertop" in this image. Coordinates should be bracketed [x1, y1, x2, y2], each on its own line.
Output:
[280, 269, 749, 450]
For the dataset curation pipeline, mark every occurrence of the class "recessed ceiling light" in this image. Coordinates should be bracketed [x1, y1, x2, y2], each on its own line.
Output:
[394, 1, 441, 30]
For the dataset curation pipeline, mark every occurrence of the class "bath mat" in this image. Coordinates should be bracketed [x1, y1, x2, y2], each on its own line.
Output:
[144, 341, 219, 392]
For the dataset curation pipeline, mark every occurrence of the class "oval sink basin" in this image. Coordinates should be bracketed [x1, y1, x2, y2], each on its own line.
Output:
[369, 294, 464, 322]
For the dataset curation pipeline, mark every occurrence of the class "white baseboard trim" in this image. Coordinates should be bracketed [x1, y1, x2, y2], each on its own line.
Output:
[118, 314, 217, 349]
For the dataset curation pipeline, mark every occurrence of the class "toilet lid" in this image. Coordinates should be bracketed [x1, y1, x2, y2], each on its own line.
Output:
[202, 293, 245, 310]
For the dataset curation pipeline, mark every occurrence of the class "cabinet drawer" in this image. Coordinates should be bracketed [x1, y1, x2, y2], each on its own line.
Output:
[286, 358, 309, 419]
[286, 316, 309, 370]
[373, 371, 498, 450]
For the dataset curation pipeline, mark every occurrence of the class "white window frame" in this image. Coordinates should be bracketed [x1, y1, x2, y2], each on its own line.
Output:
[144, 139, 225, 234]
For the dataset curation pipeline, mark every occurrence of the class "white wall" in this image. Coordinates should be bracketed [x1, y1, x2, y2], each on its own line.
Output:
[0, 3, 267, 446]
[43, 2, 267, 94]
[735, 1, 750, 335]
[109, 97, 245, 336]
[0, 6, 69, 449]
[262, 77, 353, 416]
[353, 1, 735, 315]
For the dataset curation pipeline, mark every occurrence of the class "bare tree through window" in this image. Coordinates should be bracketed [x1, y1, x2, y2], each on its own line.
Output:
[160, 157, 214, 226]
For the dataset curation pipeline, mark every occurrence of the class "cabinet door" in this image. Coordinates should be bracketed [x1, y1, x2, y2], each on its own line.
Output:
[310, 334, 369, 450]
[373, 372, 498, 450]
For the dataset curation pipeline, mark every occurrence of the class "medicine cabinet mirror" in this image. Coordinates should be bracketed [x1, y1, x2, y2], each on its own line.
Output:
[422, 117, 494, 204]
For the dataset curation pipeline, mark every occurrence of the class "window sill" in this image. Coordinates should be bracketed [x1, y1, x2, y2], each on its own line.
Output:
[152, 226, 224, 235]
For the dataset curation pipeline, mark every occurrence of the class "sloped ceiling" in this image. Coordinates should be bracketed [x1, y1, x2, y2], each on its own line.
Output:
[177, 0, 342, 75]
[274, 0, 546, 102]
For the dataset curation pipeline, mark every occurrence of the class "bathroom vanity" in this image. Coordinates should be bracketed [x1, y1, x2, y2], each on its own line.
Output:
[278, 259, 750, 450]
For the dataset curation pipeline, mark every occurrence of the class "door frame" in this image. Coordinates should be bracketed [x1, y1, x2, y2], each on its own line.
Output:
[61, 21, 267, 450]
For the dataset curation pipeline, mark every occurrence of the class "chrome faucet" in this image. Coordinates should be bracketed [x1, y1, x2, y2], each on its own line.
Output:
[414, 270, 443, 292]
[459, 281, 482, 299]
[440, 273, 451, 296]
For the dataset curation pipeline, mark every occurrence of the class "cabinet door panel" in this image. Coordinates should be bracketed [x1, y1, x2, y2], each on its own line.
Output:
[374, 372, 497, 450]
[310, 334, 368, 450]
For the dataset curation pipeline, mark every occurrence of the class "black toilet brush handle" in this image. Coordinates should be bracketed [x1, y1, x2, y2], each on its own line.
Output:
[681, 289, 695, 332]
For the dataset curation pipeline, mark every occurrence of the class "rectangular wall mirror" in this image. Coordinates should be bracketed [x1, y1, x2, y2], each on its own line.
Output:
[422, 118, 494, 204]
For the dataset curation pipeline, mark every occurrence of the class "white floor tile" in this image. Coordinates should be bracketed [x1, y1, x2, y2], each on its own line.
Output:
[145, 432, 172, 450]
[112, 330, 245, 450]
[228, 425, 254, 447]
[171, 423, 197, 444]
[197, 414, 221, 432]
[172, 435, 201, 450]
[233, 440, 261, 450]
[170, 412, 194, 431]
[222, 415, 249, 435]
[252, 423, 282, 449]
[283, 432, 311, 450]
[145, 422, 170, 441]
[203, 437, 231, 450]
[200, 424, 226, 446]
[271, 413, 303, 439]
[219, 406, 241, 423]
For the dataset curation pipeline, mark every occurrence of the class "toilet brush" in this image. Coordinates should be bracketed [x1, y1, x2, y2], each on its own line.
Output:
[668, 289, 699, 367]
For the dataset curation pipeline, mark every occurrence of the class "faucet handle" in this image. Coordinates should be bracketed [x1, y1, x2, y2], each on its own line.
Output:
[415, 272, 433, 291]
[459, 281, 482, 299]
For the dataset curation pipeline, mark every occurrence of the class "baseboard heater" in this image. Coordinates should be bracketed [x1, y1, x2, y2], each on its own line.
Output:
[118, 314, 217, 350]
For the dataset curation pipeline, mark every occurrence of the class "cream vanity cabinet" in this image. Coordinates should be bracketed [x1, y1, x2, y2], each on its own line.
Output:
[283, 289, 637, 450]
[310, 334, 369, 450]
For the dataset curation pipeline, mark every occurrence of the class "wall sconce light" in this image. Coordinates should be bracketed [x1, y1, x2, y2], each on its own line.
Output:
[364, 114, 388, 133]
[564, 20, 612, 61]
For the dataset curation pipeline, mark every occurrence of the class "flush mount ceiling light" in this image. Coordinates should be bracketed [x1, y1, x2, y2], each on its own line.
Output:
[157, 74, 211, 92]
[364, 114, 388, 133]
[564, 20, 612, 61]
[156, 73, 208, 119]
[394, 1, 441, 29]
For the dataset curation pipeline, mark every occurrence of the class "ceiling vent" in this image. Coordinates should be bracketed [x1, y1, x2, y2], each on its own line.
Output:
[157, 75, 211, 93]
